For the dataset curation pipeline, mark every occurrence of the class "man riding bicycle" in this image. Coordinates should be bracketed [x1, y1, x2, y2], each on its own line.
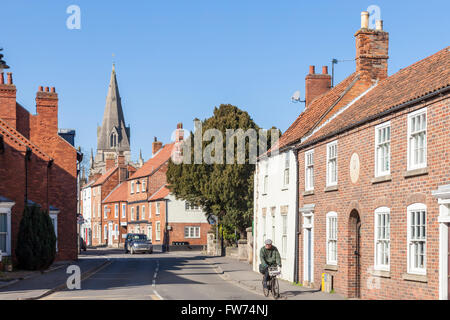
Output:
[259, 239, 281, 289]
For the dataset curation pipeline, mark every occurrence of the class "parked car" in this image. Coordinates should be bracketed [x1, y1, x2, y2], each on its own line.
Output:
[125, 233, 153, 254]
[79, 237, 87, 251]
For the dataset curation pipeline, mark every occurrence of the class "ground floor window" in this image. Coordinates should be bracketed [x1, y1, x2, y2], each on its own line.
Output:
[326, 212, 337, 265]
[184, 226, 200, 239]
[281, 214, 287, 258]
[375, 207, 390, 270]
[0, 212, 10, 255]
[407, 203, 427, 274]
[50, 210, 59, 252]
[156, 222, 161, 241]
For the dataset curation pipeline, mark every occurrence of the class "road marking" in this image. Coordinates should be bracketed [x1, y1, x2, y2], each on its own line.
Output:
[151, 290, 164, 300]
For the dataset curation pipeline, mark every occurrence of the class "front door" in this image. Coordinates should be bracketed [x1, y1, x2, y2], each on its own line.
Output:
[108, 223, 113, 246]
[307, 229, 312, 283]
[302, 213, 314, 286]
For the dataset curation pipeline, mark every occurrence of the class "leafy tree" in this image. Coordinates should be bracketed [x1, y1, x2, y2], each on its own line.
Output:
[167, 104, 279, 237]
[15, 205, 56, 270]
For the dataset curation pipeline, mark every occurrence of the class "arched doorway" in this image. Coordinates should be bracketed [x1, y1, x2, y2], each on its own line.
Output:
[348, 210, 361, 298]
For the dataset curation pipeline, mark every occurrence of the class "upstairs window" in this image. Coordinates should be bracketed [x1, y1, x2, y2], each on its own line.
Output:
[305, 150, 314, 191]
[375, 122, 391, 177]
[114, 204, 118, 218]
[104, 205, 107, 219]
[122, 204, 126, 218]
[263, 175, 268, 194]
[326, 141, 338, 186]
[283, 153, 290, 187]
[142, 180, 146, 192]
[131, 181, 135, 194]
[156, 202, 161, 215]
[408, 108, 427, 170]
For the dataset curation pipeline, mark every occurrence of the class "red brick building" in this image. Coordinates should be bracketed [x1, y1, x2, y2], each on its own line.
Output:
[287, 14, 450, 299]
[0, 69, 79, 265]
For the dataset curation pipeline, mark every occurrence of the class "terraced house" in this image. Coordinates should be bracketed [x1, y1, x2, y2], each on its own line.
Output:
[254, 12, 450, 300]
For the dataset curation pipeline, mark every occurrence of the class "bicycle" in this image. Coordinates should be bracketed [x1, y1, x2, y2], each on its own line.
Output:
[262, 266, 281, 299]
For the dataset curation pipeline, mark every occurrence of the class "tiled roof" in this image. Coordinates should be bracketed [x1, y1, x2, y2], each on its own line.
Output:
[301, 46, 450, 147]
[130, 143, 175, 179]
[0, 118, 52, 161]
[148, 185, 170, 201]
[273, 72, 362, 152]
[92, 166, 117, 186]
[103, 181, 128, 203]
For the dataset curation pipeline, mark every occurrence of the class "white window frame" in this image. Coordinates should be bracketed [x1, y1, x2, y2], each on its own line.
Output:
[374, 122, 391, 177]
[407, 108, 427, 171]
[326, 212, 338, 265]
[305, 149, 314, 191]
[131, 207, 135, 221]
[156, 202, 161, 215]
[271, 207, 276, 244]
[122, 204, 126, 218]
[104, 205, 107, 219]
[374, 207, 390, 271]
[114, 204, 118, 218]
[148, 225, 152, 241]
[263, 175, 268, 194]
[104, 225, 108, 240]
[114, 224, 118, 240]
[131, 181, 135, 194]
[142, 205, 145, 220]
[0, 201, 14, 256]
[407, 203, 427, 275]
[326, 141, 338, 187]
[155, 221, 161, 241]
[142, 180, 146, 192]
[282, 153, 290, 188]
[281, 213, 288, 259]
[184, 226, 201, 239]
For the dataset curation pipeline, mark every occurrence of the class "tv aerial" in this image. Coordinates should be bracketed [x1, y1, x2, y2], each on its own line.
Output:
[291, 90, 305, 104]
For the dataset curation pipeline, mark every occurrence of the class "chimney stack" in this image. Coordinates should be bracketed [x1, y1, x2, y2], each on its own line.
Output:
[355, 11, 389, 83]
[152, 137, 163, 156]
[35, 85, 59, 136]
[0, 72, 17, 129]
[305, 65, 331, 107]
[175, 122, 184, 143]
[105, 153, 116, 171]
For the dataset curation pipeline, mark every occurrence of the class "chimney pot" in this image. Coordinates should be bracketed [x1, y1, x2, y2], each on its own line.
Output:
[38, 86, 43, 92]
[361, 11, 369, 29]
[51, 87, 55, 93]
[45, 86, 49, 92]
[177, 122, 183, 129]
[7, 72, 12, 85]
[322, 66, 328, 74]
[376, 20, 383, 31]
[309, 65, 315, 74]
[0, 73, 4, 84]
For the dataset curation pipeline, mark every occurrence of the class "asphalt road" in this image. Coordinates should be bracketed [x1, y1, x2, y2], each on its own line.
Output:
[42, 249, 267, 300]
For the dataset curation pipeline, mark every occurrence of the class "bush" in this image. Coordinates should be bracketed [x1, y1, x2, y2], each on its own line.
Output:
[15, 205, 56, 270]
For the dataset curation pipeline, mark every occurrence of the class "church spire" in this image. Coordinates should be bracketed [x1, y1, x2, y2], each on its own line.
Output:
[97, 64, 130, 152]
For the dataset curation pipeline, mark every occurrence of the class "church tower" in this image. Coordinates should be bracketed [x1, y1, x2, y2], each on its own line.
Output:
[91, 64, 133, 176]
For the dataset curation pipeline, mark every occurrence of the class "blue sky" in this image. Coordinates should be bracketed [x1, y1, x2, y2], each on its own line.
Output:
[1, 0, 449, 162]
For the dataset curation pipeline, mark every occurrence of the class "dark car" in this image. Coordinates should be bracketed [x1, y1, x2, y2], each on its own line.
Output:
[125, 233, 153, 254]
[79, 237, 87, 251]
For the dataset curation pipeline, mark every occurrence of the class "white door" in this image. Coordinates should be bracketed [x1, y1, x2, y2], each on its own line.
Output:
[148, 225, 152, 242]
[108, 223, 113, 246]
[302, 213, 314, 285]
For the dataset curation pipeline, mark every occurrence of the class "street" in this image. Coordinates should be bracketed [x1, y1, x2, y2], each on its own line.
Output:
[41, 250, 267, 300]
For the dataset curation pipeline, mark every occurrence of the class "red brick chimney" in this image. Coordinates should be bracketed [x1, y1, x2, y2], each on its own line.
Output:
[0, 72, 17, 129]
[105, 154, 116, 171]
[152, 137, 163, 156]
[35, 85, 58, 136]
[355, 11, 389, 84]
[305, 65, 331, 107]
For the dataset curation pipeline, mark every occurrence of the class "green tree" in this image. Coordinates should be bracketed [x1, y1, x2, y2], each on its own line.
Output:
[15, 205, 56, 270]
[167, 104, 279, 237]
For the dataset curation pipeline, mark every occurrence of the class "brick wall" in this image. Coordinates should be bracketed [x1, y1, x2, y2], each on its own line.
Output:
[296, 94, 449, 299]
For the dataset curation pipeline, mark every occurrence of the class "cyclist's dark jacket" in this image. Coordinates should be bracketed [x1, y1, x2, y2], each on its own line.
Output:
[260, 245, 281, 267]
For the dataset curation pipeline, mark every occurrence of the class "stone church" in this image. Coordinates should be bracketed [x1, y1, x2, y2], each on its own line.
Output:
[89, 64, 143, 179]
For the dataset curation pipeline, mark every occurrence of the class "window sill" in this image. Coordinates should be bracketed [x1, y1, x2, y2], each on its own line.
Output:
[371, 175, 392, 184]
[402, 273, 428, 283]
[324, 264, 338, 271]
[370, 269, 391, 278]
[281, 187, 289, 191]
[303, 190, 314, 196]
[262, 193, 267, 196]
[324, 185, 338, 192]
[404, 167, 428, 178]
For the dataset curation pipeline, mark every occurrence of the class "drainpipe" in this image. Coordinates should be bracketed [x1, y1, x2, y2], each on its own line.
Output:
[165, 199, 169, 252]
[293, 149, 300, 283]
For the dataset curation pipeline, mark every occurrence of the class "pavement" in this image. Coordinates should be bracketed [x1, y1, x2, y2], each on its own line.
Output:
[0, 251, 110, 300]
[204, 254, 345, 300]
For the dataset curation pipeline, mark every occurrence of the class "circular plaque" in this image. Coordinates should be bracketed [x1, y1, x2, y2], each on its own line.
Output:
[350, 153, 360, 184]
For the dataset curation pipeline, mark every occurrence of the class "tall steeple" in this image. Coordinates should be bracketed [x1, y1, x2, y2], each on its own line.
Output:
[97, 64, 130, 152]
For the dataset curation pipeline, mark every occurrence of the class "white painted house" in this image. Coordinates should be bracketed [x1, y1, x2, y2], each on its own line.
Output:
[253, 149, 297, 282]
[81, 180, 94, 246]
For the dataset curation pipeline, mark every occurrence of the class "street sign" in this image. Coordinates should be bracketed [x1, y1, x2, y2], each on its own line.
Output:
[207, 214, 218, 225]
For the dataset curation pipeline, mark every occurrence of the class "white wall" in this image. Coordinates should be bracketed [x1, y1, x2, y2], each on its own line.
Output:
[167, 194, 208, 223]
[81, 186, 92, 244]
[253, 150, 297, 282]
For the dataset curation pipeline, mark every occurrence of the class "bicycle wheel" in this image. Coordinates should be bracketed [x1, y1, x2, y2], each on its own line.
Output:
[271, 278, 280, 299]
[262, 278, 270, 297]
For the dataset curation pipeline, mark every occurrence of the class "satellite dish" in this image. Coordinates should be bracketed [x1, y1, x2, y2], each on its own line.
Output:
[291, 90, 305, 103]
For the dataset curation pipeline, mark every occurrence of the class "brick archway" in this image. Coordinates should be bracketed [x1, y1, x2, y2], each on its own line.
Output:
[348, 209, 361, 298]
